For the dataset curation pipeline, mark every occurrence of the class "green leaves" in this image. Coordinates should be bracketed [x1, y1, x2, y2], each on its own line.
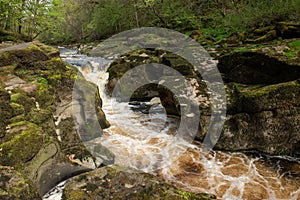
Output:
[14, 0, 299, 44]
[0, 0, 54, 39]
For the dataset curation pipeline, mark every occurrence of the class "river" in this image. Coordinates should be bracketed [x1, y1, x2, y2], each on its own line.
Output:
[43, 48, 300, 200]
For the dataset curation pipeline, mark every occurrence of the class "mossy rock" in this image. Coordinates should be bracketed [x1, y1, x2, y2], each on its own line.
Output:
[161, 53, 195, 77]
[10, 93, 35, 114]
[0, 87, 12, 138]
[218, 105, 300, 155]
[227, 80, 300, 114]
[33, 42, 60, 58]
[10, 102, 25, 117]
[218, 50, 300, 84]
[0, 43, 49, 67]
[218, 79, 300, 155]
[276, 21, 300, 39]
[105, 49, 201, 105]
[0, 122, 43, 168]
[106, 49, 164, 94]
[62, 166, 216, 200]
[27, 108, 52, 124]
[246, 30, 277, 44]
[0, 166, 41, 200]
[0, 42, 112, 196]
[57, 117, 92, 159]
[0, 30, 19, 42]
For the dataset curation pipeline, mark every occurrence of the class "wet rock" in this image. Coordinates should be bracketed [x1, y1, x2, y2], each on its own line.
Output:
[216, 38, 300, 155]
[105, 40, 300, 156]
[276, 21, 300, 39]
[0, 166, 41, 200]
[105, 49, 209, 114]
[217, 80, 300, 155]
[218, 49, 300, 84]
[106, 49, 162, 98]
[62, 166, 216, 200]
[0, 42, 112, 197]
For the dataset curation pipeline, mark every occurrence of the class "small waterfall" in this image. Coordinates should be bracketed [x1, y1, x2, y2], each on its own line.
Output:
[43, 48, 300, 200]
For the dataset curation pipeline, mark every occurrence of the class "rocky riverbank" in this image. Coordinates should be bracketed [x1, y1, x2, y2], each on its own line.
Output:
[62, 166, 215, 200]
[100, 36, 300, 156]
[0, 21, 299, 199]
[0, 42, 112, 198]
[0, 42, 216, 199]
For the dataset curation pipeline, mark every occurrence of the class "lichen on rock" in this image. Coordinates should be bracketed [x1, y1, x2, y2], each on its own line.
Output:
[0, 166, 41, 200]
[0, 42, 112, 197]
[62, 166, 216, 200]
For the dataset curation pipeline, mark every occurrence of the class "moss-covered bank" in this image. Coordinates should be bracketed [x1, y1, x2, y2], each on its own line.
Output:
[0, 42, 111, 197]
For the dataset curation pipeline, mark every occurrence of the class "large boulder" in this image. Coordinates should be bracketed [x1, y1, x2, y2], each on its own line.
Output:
[62, 166, 216, 200]
[218, 39, 300, 84]
[219, 80, 300, 155]
[215, 39, 300, 155]
[0, 42, 113, 197]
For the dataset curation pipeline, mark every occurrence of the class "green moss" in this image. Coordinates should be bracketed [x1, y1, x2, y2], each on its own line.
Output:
[0, 44, 49, 68]
[14, 68, 31, 79]
[0, 122, 43, 168]
[34, 80, 55, 111]
[10, 93, 35, 113]
[10, 102, 25, 116]
[23, 44, 41, 52]
[227, 80, 300, 114]
[9, 114, 26, 124]
[175, 189, 215, 200]
[288, 40, 300, 49]
[34, 42, 59, 57]
[0, 66, 15, 82]
[0, 87, 12, 135]
[36, 77, 48, 85]
[0, 166, 40, 199]
[85, 183, 98, 192]
[240, 81, 299, 98]
[233, 44, 269, 52]
[108, 62, 132, 80]
[283, 39, 300, 59]
[12, 179, 28, 196]
[9, 120, 29, 128]
[176, 190, 193, 200]
[201, 28, 235, 43]
[26, 108, 52, 124]
[64, 190, 86, 200]
[0, 51, 11, 66]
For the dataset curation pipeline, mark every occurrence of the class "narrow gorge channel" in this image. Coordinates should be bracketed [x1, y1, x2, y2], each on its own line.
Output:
[44, 48, 300, 200]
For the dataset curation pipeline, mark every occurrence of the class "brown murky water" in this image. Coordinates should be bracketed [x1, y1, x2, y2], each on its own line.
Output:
[61, 50, 300, 200]
[98, 97, 300, 200]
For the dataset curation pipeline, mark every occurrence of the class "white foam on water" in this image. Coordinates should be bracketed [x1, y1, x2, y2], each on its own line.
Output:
[44, 49, 300, 200]
[90, 61, 300, 200]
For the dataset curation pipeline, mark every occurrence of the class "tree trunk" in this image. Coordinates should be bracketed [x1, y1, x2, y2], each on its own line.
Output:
[134, 1, 140, 28]
[18, 23, 22, 34]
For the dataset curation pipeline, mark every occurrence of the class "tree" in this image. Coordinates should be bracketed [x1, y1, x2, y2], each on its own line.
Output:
[90, 0, 135, 39]
[0, 0, 54, 40]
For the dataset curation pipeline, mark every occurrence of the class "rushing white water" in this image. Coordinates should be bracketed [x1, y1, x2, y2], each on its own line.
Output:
[44, 48, 300, 200]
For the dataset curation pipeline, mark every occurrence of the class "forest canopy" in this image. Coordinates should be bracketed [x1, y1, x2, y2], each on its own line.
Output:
[0, 0, 299, 44]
